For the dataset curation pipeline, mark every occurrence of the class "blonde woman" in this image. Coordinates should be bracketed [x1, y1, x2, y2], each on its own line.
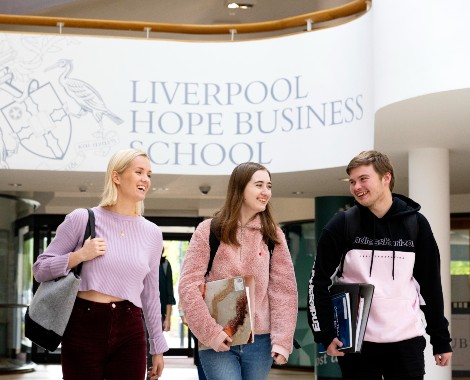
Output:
[33, 148, 167, 380]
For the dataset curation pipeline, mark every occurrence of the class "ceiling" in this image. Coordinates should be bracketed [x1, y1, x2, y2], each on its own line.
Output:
[0, 0, 350, 25]
[0, 1, 469, 218]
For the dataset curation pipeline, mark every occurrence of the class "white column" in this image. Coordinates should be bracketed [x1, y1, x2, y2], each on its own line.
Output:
[409, 148, 452, 380]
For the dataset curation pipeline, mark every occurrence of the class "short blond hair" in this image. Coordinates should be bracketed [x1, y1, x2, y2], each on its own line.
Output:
[346, 150, 395, 191]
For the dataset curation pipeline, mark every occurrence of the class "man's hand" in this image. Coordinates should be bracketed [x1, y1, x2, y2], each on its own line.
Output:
[162, 317, 171, 331]
[434, 352, 452, 366]
[326, 337, 345, 357]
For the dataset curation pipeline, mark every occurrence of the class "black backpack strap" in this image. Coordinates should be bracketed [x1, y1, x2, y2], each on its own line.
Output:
[404, 213, 419, 244]
[206, 219, 277, 277]
[267, 239, 275, 258]
[205, 218, 220, 278]
[338, 206, 359, 277]
[75, 208, 95, 276]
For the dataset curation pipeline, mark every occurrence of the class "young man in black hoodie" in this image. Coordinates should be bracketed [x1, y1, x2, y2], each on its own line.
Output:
[308, 150, 452, 379]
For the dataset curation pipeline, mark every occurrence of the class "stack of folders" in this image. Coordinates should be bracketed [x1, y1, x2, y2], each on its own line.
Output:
[199, 275, 255, 351]
[318, 283, 374, 354]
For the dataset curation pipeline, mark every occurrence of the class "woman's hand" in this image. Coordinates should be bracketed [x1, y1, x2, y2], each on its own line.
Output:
[148, 353, 164, 380]
[69, 237, 106, 269]
[216, 335, 232, 352]
[271, 352, 287, 365]
[80, 237, 106, 261]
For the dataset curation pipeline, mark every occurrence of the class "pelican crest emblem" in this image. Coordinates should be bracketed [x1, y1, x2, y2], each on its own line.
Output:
[0, 68, 72, 160]
[45, 59, 124, 129]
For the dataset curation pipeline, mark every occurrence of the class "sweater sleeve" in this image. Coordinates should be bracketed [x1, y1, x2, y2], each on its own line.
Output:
[413, 214, 452, 355]
[33, 208, 89, 282]
[141, 226, 169, 355]
[307, 213, 346, 349]
[178, 220, 228, 351]
[268, 227, 298, 360]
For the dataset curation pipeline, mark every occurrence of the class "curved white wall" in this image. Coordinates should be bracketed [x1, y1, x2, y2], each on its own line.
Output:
[373, 0, 470, 110]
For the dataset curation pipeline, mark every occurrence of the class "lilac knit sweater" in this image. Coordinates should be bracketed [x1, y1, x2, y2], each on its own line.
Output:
[32, 206, 168, 355]
[178, 217, 298, 360]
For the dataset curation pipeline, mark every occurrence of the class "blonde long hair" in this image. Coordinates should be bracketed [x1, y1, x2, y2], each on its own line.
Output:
[99, 148, 149, 215]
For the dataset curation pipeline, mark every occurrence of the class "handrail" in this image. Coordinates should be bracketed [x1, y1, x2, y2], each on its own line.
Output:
[0, 0, 368, 36]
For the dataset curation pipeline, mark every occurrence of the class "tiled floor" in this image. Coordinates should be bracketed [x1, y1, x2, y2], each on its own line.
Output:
[1, 358, 468, 380]
[0, 357, 314, 379]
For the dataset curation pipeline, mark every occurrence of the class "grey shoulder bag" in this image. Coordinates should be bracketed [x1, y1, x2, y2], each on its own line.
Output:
[25, 208, 95, 351]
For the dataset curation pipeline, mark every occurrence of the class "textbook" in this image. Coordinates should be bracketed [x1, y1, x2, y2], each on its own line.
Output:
[199, 275, 255, 351]
[319, 283, 374, 354]
[318, 292, 352, 353]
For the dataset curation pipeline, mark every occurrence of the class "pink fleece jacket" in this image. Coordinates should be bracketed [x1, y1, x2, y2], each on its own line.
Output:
[178, 217, 298, 360]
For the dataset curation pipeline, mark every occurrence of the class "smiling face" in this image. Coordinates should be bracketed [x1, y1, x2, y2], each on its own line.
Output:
[241, 169, 272, 219]
[349, 164, 392, 215]
[113, 155, 152, 204]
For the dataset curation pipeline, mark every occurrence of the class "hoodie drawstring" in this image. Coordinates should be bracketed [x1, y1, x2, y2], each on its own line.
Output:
[369, 220, 376, 277]
[368, 218, 396, 280]
[387, 223, 396, 280]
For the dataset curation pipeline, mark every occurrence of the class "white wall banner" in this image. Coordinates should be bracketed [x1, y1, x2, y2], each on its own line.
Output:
[0, 12, 372, 175]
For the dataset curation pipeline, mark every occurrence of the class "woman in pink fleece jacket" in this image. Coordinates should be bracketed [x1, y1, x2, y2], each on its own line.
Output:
[178, 162, 298, 380]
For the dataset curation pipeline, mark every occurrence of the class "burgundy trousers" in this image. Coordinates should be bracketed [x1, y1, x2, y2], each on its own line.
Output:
[61, 297, 146, 380]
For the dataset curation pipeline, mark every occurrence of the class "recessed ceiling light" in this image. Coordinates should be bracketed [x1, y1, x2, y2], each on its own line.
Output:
[227, 2, 254, 9]
[292, 191, 303, 195]
[339, 178, 350, 182]
[8, 183, 22, 187]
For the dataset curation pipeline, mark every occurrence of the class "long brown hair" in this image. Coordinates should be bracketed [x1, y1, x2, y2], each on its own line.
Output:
[213, 162, 279, 246]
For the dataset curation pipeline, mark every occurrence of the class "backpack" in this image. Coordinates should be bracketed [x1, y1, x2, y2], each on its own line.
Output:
[205, 218, 275, 278]
[337, 205, 419, 277]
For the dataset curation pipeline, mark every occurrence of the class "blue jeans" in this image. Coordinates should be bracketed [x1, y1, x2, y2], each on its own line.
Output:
[198, 334, 273, 380]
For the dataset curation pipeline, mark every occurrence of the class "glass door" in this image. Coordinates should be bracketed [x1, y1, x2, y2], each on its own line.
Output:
[160, 237, 193, 357]
[450, 216, 470, 378]
[25, 217, 63, 364]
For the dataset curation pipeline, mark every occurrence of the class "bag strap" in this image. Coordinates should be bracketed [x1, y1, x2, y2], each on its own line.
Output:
[267, 239, 275, 257]
[337, 206, 360, 277]
[205, 218, 220, 278]
[74, 208, 95, 276]
[205, 218, 276, 278]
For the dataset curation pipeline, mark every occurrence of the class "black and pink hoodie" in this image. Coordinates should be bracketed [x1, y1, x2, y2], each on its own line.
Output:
[308, 194, 452, 355]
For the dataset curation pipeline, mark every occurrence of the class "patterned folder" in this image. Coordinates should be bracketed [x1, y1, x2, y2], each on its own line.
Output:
[199, 275, 255, 350]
